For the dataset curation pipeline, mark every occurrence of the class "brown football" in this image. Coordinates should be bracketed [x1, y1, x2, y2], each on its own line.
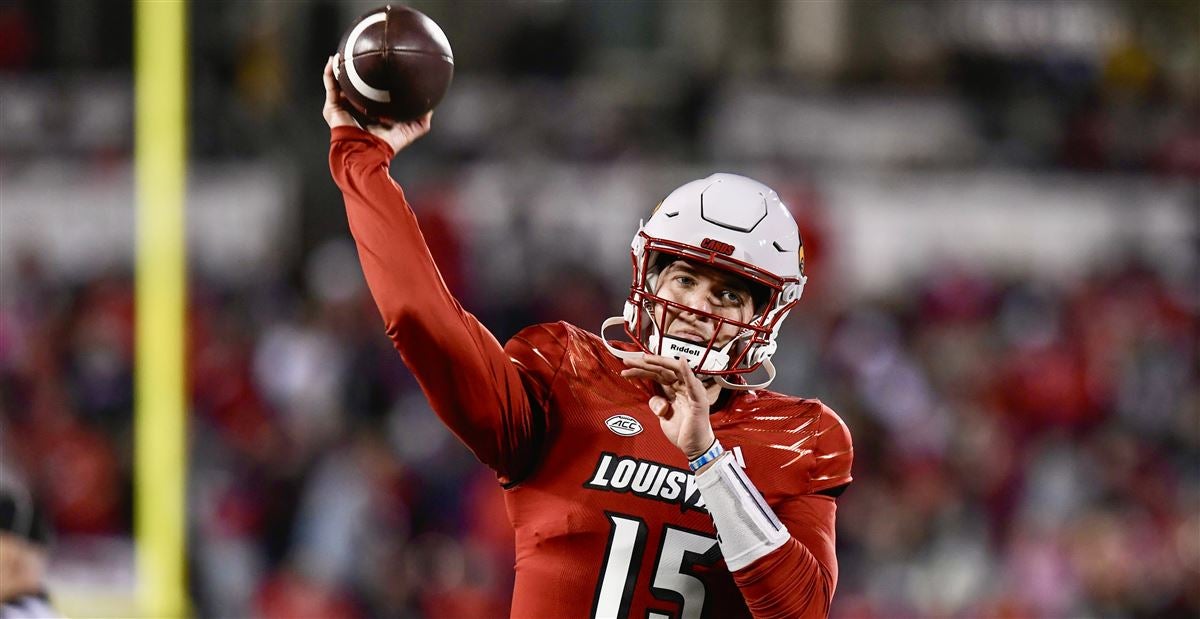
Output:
[334, 5, 453, 123]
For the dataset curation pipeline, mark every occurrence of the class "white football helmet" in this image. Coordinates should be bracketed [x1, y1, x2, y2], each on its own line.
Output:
[602, 173, 807, 390]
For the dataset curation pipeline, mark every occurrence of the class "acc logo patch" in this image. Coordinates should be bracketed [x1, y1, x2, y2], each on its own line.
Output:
[605, 414, 643, 437]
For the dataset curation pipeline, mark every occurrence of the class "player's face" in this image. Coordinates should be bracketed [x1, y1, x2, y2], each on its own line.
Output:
[653, 260, 755, 348]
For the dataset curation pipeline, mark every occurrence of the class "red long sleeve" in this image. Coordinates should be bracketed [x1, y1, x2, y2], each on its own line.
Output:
[733, 494, 840, 618]
[720, 400, 851, 617]
[328, 126, 547, 485]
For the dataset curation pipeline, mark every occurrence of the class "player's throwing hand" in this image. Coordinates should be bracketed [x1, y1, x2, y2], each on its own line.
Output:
[621, 354, 717, 461]
[322, 57, 432, 155]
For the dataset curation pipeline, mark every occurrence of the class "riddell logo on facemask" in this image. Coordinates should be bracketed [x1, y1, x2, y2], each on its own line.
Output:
[669, 342, 700, 354]
[701, 238, 735, 255]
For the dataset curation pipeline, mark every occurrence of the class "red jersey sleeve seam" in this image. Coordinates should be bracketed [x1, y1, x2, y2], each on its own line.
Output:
[510, 323, 572, 413]
[540, 323, 573, 409]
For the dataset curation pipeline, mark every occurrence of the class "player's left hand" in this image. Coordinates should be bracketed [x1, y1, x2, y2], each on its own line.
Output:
[621, 355, 715, 460]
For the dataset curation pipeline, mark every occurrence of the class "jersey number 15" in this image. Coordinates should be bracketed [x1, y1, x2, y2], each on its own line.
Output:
[591, 512, 721, 619]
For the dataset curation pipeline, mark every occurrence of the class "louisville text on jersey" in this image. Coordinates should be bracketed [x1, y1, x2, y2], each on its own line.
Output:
[584, 452, 709, 513]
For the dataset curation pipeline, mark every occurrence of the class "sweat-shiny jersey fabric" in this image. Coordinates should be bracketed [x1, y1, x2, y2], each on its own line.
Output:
[330, 126, 853, 619]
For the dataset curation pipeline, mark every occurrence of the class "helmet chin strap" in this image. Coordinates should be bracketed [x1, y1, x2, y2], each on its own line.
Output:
[713, 360, 775, 391]
[601, 316, 646, 363]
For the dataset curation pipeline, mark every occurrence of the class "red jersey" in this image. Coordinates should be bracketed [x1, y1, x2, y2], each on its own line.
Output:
[329, 126, 854, 619]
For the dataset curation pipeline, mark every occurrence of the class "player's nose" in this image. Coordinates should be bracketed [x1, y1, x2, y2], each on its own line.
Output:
[682, 291, 714, 318]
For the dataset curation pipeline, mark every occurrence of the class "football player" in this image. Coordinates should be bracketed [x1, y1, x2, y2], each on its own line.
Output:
[322, 58, 853, 619]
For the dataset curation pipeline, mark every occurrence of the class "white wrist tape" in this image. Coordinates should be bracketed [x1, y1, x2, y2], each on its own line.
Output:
[694, 451, 790, 571]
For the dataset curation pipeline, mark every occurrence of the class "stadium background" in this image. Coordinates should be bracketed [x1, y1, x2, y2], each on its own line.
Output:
[1, 0, 1197, 617]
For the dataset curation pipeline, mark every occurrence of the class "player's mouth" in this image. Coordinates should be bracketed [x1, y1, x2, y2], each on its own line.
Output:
[669, 329, 710, 345]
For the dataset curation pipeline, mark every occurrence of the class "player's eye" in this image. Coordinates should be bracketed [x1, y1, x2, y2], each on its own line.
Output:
[719, 290, 745, 305]
[675, 275, 696, 287]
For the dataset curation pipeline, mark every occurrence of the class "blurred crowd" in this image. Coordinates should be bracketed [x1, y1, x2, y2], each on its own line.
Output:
[824, 259, 1198, 618]
[2, 234, 1197, 617]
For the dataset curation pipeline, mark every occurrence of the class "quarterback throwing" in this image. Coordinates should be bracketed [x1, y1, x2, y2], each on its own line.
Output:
[322, 58, 853, 619]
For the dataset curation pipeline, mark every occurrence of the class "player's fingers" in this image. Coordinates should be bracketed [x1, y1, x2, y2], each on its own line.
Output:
[620, 366, 677, 386]
[677, 356, 708, 399]
[661, 355, 702, 387]
[677, 355, 699, 381]
[621, 355, 655, 370]
[637, 355, 690, 383]
[649, 396, 671, 418]
[640, 353, 687, 370]
[623, 355, 675, 376]
[322, 57, 339, 106]
[400, 112, 433, 137]
[619, 368, 653, 379]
